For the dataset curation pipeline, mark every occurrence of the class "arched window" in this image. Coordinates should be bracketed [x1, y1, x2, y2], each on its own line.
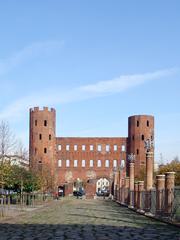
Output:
[147, 120, 149, 127]
[90, 159, 94, 167]
[44, 120, 47, 126]
[121, 160, 125, 168]
[141, 135, 144, 141]
[82, 159, 86, 167]
[105, 160, 109, 168]
[137, 120, 139, 127]
[113, 159, 117, 168]
[97, 160, 101, 167]
[66, 159, 70, 167]
[137, 149, 139, 155]
[58, 160, 62, 167]
[74, 160, 78, 167]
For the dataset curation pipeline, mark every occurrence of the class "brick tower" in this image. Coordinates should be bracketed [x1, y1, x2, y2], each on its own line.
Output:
[127, 115, 154, 178]
[29, 107, 56, 185]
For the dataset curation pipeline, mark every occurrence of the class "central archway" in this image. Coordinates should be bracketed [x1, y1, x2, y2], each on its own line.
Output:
[96, 178, 110, 193]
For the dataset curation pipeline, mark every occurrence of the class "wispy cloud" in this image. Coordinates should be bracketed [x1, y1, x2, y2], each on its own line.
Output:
[0, 67, 178, 121]
[79, 68, 177, 94]
[0, 40, 64, 75]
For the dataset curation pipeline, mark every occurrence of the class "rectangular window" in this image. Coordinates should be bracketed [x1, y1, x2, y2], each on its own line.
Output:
[66, 159, 70, 167]
[35, 120, 37, 126]
[114, 145, 118, 151]
[90, 159, 94, 167]
[90, 145, 94, 151]
[58, 145, 61, 151]
[97, 160, 101, 167]
[122, 145, 126, 152]
[82, 159, 86, 167]
[82, 145, 86, 151]
[66, 145, 70, 151]
[113, 159, 117, 167]
[44, 120, 47, 126]
[105, 159, 110, 167]
[106, 145, 110, 152]
[49, 134, 51, 140]
[74, 160, 78, 167]
[44, 148, 47, 154]
[137, 120, 139, 127]
[74, 145, 78, 151]
[58, 160, 62, 167]
[121, 160, 125, 168]
[39, 134, 42, 140]
[97, 145, 102, 152]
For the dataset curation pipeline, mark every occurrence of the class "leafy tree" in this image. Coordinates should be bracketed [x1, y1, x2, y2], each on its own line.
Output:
[10, 165, 40, 192]
[158, 158, 180, 186]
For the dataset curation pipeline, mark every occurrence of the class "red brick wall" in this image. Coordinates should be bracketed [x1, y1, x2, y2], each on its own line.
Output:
[29, 107, 56, 175]
[29, 107, 155, 193]
[56, 137, 127, 187]
[127, 115, 154, 178]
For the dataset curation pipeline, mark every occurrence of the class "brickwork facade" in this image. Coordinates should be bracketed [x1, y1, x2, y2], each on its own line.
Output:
[29, 107, 154, 195]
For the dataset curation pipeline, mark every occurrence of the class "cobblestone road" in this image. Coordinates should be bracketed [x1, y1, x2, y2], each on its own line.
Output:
[0, 198, 179, 240]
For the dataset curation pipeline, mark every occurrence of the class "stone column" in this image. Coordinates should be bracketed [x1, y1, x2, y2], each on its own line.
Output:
[165, 172, 175, 216]
[146, 152, 153, 190]
[118, 170, 121, 202]
[145, 151, 153, 212]
[129, 161, 135, 207]
[156, 175, 165, 216]
[114, 171, 118, 200]
[121, 178, 125, 204]
[124, 177, 130, 205]
[137, 181, 144, 210]
[134, 182, 138, 208]
[117, 171, 120, 202]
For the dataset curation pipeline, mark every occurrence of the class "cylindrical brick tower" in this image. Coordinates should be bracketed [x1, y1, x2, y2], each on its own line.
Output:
[127, 115, 154, 178]
[29, 107, 56, 179]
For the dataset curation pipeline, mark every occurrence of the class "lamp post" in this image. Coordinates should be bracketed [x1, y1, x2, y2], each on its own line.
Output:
[128, 153, 135, 207]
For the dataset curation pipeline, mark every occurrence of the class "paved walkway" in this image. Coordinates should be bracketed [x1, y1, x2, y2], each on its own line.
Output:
[0, 198, 179, 240]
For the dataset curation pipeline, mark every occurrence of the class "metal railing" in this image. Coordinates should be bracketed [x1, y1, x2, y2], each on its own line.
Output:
[0, 192, 54, 218]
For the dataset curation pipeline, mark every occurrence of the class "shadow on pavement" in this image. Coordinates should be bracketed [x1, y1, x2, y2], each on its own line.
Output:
[0, 223, 179, 240]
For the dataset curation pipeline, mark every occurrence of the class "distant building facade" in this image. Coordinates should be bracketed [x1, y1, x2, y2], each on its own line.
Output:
[29, 107, 154, 195]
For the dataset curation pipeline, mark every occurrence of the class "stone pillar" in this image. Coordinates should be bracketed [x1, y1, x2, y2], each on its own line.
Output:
[129, 161, 135, 207]
[145, 151, 153, 212]
[114, 171, 118, 200]
[137, 181, 144, 210]
[165, 172, 175, 216]
[121, 178, 125, 204]
[117, 171, 120, 201]
[124, 177, 130, 205]
[118, 170, 121, 202]
[156, 175, 165, 216]
[146, 152, 153, 190]
[134, 182, 138, 208]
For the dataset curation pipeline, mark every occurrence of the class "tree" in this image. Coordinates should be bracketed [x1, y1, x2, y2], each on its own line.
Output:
[10, 165, 40, 193]
[158, 158, 180, 186]
[0, 120, 16, 158]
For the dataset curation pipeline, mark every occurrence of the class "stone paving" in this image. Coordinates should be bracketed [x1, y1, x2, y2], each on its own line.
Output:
[0, 197, 179, 240]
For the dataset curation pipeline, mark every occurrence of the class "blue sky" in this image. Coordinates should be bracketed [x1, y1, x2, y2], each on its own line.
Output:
[0, 0, 180, 163]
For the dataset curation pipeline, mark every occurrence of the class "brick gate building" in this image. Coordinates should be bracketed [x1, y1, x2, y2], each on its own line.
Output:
[29, 107, 154, 196]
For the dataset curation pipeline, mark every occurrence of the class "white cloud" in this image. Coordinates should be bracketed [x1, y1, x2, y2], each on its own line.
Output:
[0, 67, 178, 121]
[0, 40, 64, 75]
[79, 68, 177, 94]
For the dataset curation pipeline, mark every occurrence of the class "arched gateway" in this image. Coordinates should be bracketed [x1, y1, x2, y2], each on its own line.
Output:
[29, 107, 154, 197]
